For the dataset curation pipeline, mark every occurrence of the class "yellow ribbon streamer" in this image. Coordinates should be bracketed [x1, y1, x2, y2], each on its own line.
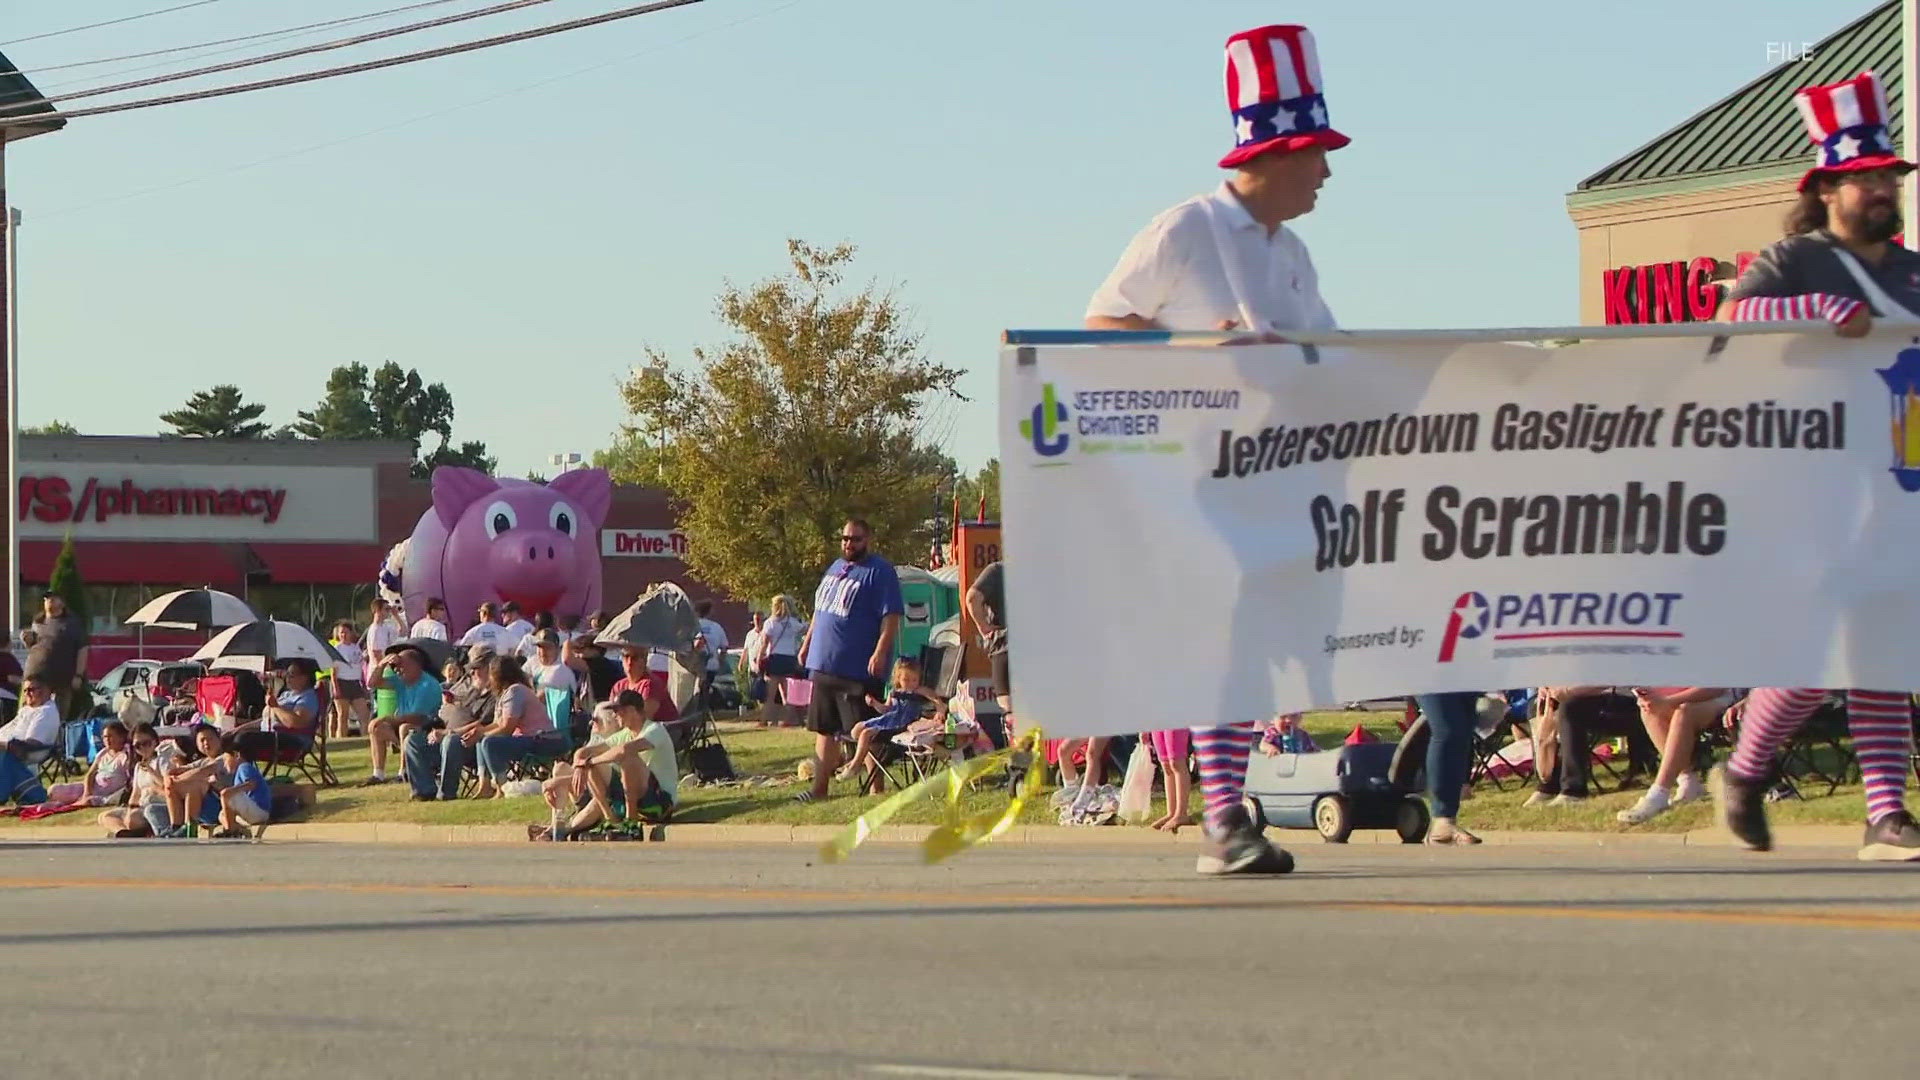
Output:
[819, 728, 1045, 865]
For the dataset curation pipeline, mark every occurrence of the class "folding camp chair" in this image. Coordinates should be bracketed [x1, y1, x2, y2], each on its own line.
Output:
[1464, 692, 1537, 792]
[259, 681, 339, 788]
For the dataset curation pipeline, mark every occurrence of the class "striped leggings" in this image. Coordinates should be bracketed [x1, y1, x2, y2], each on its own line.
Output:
[1726, 688, 1913, 824]
[1191, 722, 1258, 831]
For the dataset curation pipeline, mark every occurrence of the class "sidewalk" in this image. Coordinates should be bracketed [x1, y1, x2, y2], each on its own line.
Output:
[0, 821, 1864, 849]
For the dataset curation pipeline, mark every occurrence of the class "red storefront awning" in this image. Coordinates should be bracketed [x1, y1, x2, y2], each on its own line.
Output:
[248, 543, 388, 586]
[17, 541, 247, 590]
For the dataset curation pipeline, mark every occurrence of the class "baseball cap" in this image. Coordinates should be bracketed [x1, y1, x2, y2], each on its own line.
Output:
[466, 643, 496, 666]
[530, 628, 561, 649]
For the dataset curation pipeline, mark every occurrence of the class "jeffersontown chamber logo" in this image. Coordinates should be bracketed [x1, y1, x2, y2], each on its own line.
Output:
[1017, 382, 1236, 462]
[1020, 383, 1071, 458]
[1435, 589, 1685, 662]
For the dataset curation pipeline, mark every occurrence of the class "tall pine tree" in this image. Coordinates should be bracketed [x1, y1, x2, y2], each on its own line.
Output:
[160, 385, 272, 439]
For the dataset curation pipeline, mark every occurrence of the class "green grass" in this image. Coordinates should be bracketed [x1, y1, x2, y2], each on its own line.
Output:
[4, 708, 1876, 832]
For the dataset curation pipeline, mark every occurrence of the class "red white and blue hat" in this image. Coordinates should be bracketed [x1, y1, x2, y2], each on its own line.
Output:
[1795, 71, 1915, 192]
[1219, 25, 1349, 169]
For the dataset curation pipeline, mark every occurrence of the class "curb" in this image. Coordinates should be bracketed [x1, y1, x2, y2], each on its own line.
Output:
[0, 821, 1862, 849]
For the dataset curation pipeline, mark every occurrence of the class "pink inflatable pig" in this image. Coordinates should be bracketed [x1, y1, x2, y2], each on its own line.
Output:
[398, 466, 612, 637]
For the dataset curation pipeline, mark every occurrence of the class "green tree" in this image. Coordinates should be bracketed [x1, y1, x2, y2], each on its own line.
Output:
[294, 361, 494, 478]
[21, 420, 78, 435]
[618, 240, 965, 607]
[159, 384, 272, 439]
[953, 458, 1001, 523]
[591, 430, 670, 487]
[45, 534, 87, 629]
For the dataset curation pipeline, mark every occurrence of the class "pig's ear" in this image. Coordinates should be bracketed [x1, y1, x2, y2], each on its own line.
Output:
[548, 467, 612, 527]
[431, 467, 500, 530]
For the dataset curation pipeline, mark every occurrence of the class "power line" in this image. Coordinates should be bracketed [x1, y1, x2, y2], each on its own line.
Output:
[1, 1, 222, 47]
[0, 0, 705, 127]
[26, 0, 467, 74]
[39, 0, 805, 221]
[32, 0, 562, 106]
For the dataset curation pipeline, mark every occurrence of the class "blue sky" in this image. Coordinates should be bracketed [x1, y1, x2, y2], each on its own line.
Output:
[3, 0, 1865, 475]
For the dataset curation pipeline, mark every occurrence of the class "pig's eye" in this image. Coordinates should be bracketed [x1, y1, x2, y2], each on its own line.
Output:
[483, 500, 517, 539]
[549, 501, 577, 538]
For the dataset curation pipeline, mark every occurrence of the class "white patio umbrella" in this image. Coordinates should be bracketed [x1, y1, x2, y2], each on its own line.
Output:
[125, 589, 257, 630]
[190, 620, 348, 676]
[124, 588, 259, 661]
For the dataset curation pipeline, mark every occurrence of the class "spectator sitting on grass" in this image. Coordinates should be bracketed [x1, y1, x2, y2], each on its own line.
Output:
[47, 720, 132, 809]
[210, 734, 272, 838]
[99, 724, 167, 837]
[535, 689, 676, 840]
[159, 724, 229, 837]
[0, 674, 61, 806]
[837, 657, 942, 784]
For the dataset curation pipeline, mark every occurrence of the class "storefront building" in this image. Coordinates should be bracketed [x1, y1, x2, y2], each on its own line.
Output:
[15, 434, 741, 673]
[1568, 2, 1895, 324]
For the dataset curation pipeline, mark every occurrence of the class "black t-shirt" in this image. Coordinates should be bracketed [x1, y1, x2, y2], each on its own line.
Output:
[1729, 230, 1920, 316]
[583, 655, 622, 702]
[971, 562, 1007, 653]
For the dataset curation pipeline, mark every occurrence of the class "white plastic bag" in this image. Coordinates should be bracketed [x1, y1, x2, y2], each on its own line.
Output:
[1117, 744, 1155, 825]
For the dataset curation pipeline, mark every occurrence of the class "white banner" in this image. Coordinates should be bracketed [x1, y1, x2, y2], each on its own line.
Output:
[1000, 330, 1920, 738]
[15, 462, 375, 542]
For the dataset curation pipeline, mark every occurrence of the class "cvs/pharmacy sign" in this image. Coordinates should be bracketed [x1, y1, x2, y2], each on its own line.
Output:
[601, 528, 690, 559]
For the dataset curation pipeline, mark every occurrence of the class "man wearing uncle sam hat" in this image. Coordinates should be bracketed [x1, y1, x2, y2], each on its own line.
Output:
[1086, 27, 1495, 875]
[1713, 69, 1920, 862]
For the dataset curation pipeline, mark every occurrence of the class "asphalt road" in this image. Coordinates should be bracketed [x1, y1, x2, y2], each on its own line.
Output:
[2, 838, 1916, 1080]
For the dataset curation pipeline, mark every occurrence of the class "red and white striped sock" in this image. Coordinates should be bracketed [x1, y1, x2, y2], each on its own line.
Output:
[1191, 722, 1257, 833]
[1727, 686, 1825, 781]
[1846, 690, 1913, 825]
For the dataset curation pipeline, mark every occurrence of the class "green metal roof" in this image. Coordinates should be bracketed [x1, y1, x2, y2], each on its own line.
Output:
[1574, 1, 1896, 197]
[0, 48, 62, 143]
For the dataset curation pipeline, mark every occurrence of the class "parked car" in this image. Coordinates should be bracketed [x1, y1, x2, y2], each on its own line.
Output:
[91, 659, 206, 717]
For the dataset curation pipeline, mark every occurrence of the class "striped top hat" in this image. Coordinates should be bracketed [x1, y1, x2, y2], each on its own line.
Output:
[1219, 25, 1350, 168]
[1795, 71, 1915, 192]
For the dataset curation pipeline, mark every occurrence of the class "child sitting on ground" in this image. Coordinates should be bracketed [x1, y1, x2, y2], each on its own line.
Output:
[837, 658, 944, 783]
[211, 735, 272, 839]
[158, 724, 230, 838]
[47, 721, 132, 808]
[99, 724, 167, 838]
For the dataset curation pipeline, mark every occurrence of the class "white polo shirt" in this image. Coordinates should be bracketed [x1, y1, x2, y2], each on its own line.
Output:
[1086, 182, 1337, 333]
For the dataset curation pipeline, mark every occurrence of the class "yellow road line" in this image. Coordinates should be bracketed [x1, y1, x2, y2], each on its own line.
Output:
[1, 877, 1916, 931]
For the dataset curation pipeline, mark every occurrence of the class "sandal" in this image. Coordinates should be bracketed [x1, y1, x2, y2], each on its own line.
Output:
[793, 791, 816, 804]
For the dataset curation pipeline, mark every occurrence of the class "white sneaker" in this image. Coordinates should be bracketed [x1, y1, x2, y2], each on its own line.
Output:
[1522, 792, 1553, 808]
[1673, 773, 1708, 805]
[1547, 793, 1586, 807]
[1616, 787, 1672, 824]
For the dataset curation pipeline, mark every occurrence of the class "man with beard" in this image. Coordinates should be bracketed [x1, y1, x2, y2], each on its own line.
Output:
[1713, 70, 1920, 861]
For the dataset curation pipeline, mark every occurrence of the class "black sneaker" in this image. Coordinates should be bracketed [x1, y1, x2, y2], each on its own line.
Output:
[1710, 765, 1771, 852]
[1858, 810, 1920, 862]
[1195, 805, 1295, 876]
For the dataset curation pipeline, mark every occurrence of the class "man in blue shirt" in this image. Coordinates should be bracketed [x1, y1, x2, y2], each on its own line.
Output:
[361, 647, 444, 787]
[796, 518, 903, 802]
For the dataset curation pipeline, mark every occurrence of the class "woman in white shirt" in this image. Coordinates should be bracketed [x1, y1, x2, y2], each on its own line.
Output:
[757, 595, 807, 728]
[330, 619, 370, 739]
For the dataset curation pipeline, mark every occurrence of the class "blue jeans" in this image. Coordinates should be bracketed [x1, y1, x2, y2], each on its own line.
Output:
[1414, 692, 1478, 819]
[404, 727, 475, 800]
[476, 733, 565, 783]
[0, 751, 46, 806]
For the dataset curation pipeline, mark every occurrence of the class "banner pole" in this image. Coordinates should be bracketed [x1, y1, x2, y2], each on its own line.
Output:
[1002, 321, 1839, 347]
[1905, 0, 1918, 249]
